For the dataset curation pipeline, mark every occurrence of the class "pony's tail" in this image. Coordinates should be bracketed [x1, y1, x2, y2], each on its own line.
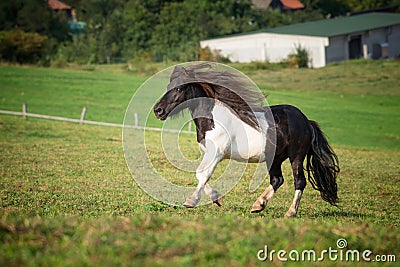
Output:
[306, 120, 340, 206]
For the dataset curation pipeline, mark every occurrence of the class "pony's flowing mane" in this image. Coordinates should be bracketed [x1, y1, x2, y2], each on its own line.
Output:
[196, 82, 262, 130]
[168, 63, 266, 130]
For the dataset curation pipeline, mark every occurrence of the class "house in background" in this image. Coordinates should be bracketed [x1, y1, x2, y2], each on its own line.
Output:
[48, 0, 76, 21]
[200, 13, 400, 68]
[48, 0, 86, 34]
[252, 0, 305, 11]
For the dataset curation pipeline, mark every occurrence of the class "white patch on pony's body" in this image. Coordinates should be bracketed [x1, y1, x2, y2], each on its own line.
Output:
[202, 102, 268, 163]
[189, 101, 269, 208]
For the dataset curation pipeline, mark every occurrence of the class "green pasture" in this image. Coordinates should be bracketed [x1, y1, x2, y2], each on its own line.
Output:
[0, 65, 145, 124]
[0, 60, 399, 266]
[1, 60, 399, 150]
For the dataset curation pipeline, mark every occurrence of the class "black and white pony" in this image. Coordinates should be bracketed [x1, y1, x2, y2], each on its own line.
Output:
[154, 63, 339, 217]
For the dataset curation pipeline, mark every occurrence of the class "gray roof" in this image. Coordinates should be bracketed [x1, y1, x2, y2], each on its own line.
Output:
[264, 12, 400, 37]
[205, 13, 400, 40]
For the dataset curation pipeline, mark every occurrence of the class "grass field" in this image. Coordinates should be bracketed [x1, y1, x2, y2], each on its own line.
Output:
[0, 60, 399, 266]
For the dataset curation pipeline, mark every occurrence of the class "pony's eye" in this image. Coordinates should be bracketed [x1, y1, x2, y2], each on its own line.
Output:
[176, 87, 182, 92]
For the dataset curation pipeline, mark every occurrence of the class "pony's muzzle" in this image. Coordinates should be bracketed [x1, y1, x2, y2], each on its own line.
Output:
[154, 105, 166, 120]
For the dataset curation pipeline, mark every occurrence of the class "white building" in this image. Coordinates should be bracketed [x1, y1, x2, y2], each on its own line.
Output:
[200, 13, 400, 68]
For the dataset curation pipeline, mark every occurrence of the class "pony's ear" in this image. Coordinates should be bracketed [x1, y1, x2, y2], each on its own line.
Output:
[198, 83, 215, 98]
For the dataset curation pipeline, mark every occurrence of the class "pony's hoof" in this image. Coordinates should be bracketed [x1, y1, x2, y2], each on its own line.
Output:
[250, 203, 265, 213]
[285, 210, 297, 218]
[211, 191, 222, 207]
[183, 199, 196, 208]
[213, 197, 222, 207]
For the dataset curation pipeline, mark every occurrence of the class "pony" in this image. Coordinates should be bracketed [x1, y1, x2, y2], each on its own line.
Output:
[154, 63, 339, 217]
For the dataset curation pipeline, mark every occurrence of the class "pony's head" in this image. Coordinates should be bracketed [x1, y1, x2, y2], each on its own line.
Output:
[154, 83, 208, 120]
[154, 64, 216, 120]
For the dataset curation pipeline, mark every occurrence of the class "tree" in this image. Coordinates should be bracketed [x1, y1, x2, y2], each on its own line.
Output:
[314, 0, 400, 16]
[76, 0, 125, 63]
[122, 0, 168, 60]
[0, 0, 70, 42]
[0, 0, 24, 31]
[150, 1, 204, 61]
[0, 30, 47, 63]
[339, 0, 400, 12]
[0, 0, 71, 65]
[149, 0, 257, 61]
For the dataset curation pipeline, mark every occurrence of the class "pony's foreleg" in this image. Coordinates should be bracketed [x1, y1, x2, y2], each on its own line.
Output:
[183, 148, 222, 208]
[204, 184, 222, 206]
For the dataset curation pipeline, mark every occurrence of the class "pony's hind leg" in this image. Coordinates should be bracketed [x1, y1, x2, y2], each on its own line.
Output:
[285, 158, 306, 217]
[251, 162, 284, 213]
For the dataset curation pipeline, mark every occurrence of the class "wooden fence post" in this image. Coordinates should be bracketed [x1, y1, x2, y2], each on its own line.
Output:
[80, 107, 87, 124]
[134, 113, 139, 127]
[22, 103, 27, 119]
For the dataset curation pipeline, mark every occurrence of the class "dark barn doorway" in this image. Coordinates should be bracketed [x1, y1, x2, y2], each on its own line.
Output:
[349, 35, 362, 59]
